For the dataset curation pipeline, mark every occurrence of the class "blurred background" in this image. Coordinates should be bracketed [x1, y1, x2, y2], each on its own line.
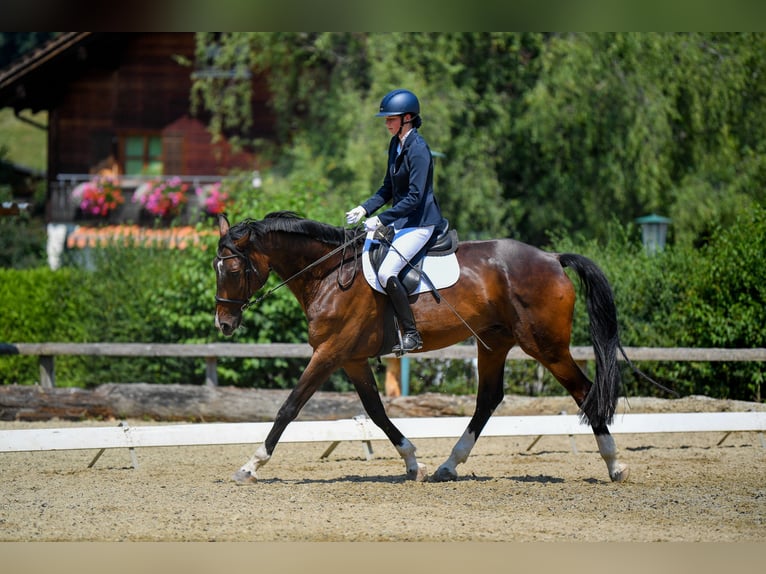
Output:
[0, 32, 763, 401]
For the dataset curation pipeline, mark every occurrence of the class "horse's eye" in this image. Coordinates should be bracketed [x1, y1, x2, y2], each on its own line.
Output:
[215, 259, 238, 276]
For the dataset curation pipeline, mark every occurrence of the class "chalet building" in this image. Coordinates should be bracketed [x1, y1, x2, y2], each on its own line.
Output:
[0, 32, 273, 226]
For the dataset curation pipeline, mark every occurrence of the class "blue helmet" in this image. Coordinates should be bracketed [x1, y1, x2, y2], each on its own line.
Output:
[375, 89, 420, 117]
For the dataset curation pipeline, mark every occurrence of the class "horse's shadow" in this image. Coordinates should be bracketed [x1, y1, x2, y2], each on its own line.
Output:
[507, 474, 565, 484]
[245, 473, 567, 485]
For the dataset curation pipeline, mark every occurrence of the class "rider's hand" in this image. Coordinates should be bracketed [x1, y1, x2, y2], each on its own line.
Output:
[364, 216, 382, 232]
[345, 206, 366, 225]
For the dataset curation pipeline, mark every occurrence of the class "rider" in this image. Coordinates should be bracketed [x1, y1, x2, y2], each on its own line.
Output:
[346, 88, 447, 354]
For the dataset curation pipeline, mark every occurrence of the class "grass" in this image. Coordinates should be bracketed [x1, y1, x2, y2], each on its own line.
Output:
[0, 108, 47, 171]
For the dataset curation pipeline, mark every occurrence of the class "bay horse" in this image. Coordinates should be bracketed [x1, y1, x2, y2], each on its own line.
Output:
[213, 211, 629, 484]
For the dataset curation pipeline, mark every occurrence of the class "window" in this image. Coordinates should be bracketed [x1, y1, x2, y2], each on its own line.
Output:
[123, 135, 163, 176]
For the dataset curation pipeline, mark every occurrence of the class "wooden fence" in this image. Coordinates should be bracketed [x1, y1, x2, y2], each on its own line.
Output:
[2, 342, 765, 388]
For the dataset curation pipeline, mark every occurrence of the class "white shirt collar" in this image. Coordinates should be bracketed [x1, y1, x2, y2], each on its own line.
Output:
[397, 128, 414, 154]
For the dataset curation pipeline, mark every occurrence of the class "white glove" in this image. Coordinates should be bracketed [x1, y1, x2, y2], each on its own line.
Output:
[345, 205, 366, 225]
[364, 216, 382, 232]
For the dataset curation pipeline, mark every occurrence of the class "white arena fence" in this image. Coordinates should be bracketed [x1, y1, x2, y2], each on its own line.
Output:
[1, 413, 764, 469]
[1, 343, 764, 468]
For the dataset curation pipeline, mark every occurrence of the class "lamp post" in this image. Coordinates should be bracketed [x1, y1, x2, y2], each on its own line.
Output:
[635, 213, 671, 254]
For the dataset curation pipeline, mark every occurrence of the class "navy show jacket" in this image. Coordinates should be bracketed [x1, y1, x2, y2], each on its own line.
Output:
[361, 128, 446, 232]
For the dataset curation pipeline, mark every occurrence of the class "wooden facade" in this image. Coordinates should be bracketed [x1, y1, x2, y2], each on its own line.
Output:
[0, 33, 273, 223]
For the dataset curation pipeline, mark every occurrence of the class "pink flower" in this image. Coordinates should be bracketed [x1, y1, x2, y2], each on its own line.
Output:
[133, 177, 189, 218]
[196, 182, 230, 215]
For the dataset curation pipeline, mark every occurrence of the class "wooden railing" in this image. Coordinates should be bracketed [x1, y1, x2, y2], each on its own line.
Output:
[2, 343, 764, 388]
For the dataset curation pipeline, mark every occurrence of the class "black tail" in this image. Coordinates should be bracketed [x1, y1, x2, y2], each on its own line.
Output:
[559, 253, 621, 427]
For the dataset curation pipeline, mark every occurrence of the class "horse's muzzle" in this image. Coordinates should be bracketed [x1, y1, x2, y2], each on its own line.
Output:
[215, 309, 240, 336]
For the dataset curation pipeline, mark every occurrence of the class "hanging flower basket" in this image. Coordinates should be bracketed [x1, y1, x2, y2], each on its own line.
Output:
[133, 177, 189, 219]
[71, 176, 125, 218]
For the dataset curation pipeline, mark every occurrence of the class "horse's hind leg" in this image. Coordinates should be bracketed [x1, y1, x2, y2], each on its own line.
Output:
[431, 341, 509, 482]
[592, 424, 629, 482]
[544, 357, 629, 482]
[343, 360, 427, 482]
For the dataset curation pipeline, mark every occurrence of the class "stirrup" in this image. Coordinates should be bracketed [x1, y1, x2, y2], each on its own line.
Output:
[392, 331, 423, 356]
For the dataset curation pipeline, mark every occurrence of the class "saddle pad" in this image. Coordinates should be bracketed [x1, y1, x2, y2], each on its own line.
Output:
[362, 231, 460, 294]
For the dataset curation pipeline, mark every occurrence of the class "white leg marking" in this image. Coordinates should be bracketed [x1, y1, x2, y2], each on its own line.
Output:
[435, 429, 476, 480]
[448, 430, 476, 467]
[396, 438, 427, 481]
[595, 433, 629, 482]
[241, 444, 270, 476]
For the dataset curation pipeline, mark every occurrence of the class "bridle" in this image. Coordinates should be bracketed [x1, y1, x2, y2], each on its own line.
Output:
[214, 229, 366, 312]
[214, 246, 264, 311]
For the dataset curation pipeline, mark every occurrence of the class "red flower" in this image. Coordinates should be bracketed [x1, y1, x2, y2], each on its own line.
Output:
[71, 177, 125, 217]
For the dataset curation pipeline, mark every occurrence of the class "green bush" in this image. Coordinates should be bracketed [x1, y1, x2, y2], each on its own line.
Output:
[0, 216, 46, 269]
[0, 266, 90, 385]
[669, 208, 765, 400]
[548, 206, 765, 401]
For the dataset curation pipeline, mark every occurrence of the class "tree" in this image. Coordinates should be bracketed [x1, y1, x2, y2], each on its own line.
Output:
[512, 33, 766, 245]
[190, 33, 766, 247]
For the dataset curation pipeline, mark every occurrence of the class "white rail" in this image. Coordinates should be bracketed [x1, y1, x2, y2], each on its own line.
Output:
[2, 412, 764, 453]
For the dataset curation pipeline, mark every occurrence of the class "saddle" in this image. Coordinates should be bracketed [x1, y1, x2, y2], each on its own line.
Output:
[365, 222, 459, 295]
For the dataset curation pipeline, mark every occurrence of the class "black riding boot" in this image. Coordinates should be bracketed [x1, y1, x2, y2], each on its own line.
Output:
[384, 276, 423, 354]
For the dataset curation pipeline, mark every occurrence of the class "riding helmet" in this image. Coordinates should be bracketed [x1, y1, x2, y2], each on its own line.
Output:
[376, 89, 420, 117]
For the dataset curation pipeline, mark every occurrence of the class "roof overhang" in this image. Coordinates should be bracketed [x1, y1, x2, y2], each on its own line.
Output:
[0, 32, 96, 113]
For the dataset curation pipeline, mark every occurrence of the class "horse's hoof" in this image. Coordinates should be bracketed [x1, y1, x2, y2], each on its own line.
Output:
[430, 466, 458, 482]
[610, 464, 629, 483]
[406, 463, 428, 482]
[232, 469, 257, 484]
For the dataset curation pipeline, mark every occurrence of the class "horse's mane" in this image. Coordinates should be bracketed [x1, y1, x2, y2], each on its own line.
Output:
[229, 211, 357, 247]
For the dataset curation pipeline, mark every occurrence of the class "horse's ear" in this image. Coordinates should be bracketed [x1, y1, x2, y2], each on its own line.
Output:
[218, 213, 230, 237]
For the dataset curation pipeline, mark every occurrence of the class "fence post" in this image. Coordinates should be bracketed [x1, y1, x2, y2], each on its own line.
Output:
[205, 357, 218, 387]
[384, 358, 401, 397]
[39, 355, 55, 388]
[401, 356, 410, 396]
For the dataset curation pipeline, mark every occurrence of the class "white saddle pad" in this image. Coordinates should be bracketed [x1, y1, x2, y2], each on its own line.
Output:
[361, 231, 460, 294]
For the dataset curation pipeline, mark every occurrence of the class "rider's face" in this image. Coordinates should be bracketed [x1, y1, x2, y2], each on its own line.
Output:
[385, 114, 410, 137]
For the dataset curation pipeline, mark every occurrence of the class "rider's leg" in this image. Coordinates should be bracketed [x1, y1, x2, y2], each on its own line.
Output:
[377, 226, 433, 354]
[384, 276, 422, 353]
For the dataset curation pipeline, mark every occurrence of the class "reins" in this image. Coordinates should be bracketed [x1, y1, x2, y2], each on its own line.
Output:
[217, 230, 367, 311]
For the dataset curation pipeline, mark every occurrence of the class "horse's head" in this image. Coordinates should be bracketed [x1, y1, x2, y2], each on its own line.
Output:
[213, 214, 270, 336]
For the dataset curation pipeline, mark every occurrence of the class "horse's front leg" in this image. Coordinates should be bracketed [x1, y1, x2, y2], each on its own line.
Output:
[233, 444, 271, 484]
[232, 352, 337, 484]
[343, 360, 427, 482]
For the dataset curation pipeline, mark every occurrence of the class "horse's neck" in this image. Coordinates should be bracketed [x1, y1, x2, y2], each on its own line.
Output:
[264, 234, 334, 280]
